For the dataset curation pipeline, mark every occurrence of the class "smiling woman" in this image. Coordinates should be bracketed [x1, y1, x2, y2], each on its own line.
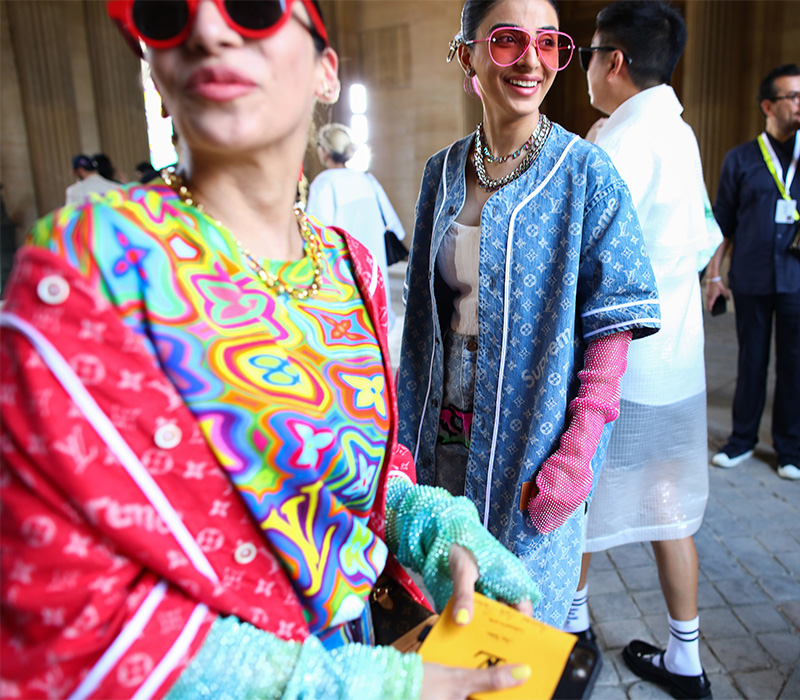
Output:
[0, 1, 546, 699]
[397, 0, 662, 630]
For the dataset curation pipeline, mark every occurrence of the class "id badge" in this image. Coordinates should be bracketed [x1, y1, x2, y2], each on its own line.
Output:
[775, 198, 797, 224]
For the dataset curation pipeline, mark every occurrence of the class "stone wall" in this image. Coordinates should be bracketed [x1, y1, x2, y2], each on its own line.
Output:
[0, 0, 147, 243]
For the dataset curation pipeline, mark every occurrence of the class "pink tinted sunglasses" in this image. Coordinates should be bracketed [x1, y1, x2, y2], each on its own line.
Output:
[449, 26, 574, 71]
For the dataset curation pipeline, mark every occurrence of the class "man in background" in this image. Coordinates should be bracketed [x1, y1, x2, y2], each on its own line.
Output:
[65, 154, 120, 205]
[566, 3, 722, 698]
[706, 64, 800, 481]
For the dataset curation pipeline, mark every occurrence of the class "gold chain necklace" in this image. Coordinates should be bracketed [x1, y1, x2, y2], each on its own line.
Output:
[161, 168, 323, 299]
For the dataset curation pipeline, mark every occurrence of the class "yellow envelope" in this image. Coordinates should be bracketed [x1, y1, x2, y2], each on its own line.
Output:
[417, 593, 578, 700]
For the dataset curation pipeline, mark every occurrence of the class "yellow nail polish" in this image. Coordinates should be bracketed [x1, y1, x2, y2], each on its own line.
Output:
[511, 665, 531, 681]
[455, 608, 470, 625]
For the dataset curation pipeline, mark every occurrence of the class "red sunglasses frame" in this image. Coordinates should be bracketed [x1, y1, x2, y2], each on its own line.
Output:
[106, 0, 328, 53]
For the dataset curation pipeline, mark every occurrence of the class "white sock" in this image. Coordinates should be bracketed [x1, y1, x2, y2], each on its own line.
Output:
[563, 584, 590, 633]
[663, 614, 703, 676]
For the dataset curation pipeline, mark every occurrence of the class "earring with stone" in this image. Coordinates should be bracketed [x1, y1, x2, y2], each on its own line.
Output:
[318, 81, 340, 105]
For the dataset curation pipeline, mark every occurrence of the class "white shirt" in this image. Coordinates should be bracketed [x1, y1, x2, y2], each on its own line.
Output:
[591, 85, 723, 405]
[307, 169, 406, 331]
[65, 173, 121, 206]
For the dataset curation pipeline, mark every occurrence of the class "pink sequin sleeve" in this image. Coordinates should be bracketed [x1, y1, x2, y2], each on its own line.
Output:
[527, 331, 632, 533]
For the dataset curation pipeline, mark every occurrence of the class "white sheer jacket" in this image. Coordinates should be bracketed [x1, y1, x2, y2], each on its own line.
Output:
[585, 85, 721, 550]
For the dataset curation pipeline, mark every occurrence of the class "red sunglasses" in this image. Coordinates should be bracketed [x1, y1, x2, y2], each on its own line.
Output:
[106, 0, 328, 52]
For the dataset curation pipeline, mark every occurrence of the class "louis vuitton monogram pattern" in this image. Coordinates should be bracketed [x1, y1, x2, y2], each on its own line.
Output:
[397, 123, 660, 627]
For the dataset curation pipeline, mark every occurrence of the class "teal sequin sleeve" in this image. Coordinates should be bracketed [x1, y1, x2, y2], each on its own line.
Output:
[384, 478, 542, 611]
[165, 616, 423, 700]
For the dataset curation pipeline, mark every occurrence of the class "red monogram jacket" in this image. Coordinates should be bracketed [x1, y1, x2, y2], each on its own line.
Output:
[0, 230, 419, 699]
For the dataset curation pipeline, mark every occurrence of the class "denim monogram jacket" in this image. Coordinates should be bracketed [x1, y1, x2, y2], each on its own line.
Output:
[396, 122, 661, 625]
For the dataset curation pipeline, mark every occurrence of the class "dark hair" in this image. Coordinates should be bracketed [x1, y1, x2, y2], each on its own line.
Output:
[758, 63, 800, 114]
[93, 153, 119, 182]
[461, 0, 559, 42]
[308, 0, 327, 53]
[72, 154, 96, 172]
[595, 0, 686, 89]
[135, 160, 159, 183]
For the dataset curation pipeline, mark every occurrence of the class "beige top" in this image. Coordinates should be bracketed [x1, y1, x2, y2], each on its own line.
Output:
[436, 221, 481, 336]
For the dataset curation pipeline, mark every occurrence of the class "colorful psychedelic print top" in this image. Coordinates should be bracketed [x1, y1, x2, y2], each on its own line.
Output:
[30, 182, 391, 633]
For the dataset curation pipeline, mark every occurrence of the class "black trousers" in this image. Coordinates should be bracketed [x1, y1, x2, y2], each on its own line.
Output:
[726, 290, 800, 465]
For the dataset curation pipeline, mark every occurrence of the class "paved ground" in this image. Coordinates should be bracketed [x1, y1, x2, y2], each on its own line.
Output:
[386, 264, 800, 699]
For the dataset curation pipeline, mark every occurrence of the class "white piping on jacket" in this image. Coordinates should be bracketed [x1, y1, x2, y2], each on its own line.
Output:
[367, 250, 379, 298]
[0, 311, 219, 585]
[132, 602, 210, 700]
[413, 143, 455, 464]
[482, 136, 580, 527]
[67, 580, 168, 700]
[581, 299, 659, 318]
[584, 317, 661, 339]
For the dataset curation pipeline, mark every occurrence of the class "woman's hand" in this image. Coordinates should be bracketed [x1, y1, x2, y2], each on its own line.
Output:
[448, 544, 533, 625]
[384, 479, 541, 612]
[418, 547, 534, 699]
[421, 661, 531, 700]
[528, 332, 631, 533]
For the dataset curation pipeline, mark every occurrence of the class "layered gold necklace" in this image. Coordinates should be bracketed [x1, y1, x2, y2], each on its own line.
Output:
[162, 168, 323, 299]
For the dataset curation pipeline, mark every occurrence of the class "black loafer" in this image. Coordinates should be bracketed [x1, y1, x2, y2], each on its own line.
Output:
[623, 640, 712, 699]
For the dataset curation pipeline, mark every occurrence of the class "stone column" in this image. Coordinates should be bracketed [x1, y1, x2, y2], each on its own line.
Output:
[0, 1, 37, 237]
[84, 0, 149, 182]
[682, 0, 794, 197]
[681, 1, 749, 197]
[5, 0, 82, 215]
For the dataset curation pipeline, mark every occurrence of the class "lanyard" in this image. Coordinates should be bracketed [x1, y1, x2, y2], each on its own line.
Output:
[757, 131, 800, 221]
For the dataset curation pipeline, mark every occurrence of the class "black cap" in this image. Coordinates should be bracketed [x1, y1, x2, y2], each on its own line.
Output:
[72, 154, 95, 171]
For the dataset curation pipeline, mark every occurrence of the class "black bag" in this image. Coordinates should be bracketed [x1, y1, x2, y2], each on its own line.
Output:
[384, 228, 409, 265]
[369, 573, 436, 648]
[367, 174, 408, 265]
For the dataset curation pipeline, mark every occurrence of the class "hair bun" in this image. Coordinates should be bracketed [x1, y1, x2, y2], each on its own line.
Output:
[318, 123, 358, 164]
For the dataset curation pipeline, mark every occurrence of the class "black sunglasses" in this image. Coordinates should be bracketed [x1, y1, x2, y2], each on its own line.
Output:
[578, 46, 632, 72]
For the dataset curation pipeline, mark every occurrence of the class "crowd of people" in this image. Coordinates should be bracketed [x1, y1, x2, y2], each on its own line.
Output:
[1, 0, 797, 698]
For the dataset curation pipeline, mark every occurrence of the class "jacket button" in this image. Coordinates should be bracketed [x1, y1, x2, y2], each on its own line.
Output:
[466, 339, 478, 352]
[448, 206, 456, 214]
[432, 398, 439, 408]
[37, 275, 70, 305]
[154, 424, 182, 449]
[234, 542, 257, 565]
